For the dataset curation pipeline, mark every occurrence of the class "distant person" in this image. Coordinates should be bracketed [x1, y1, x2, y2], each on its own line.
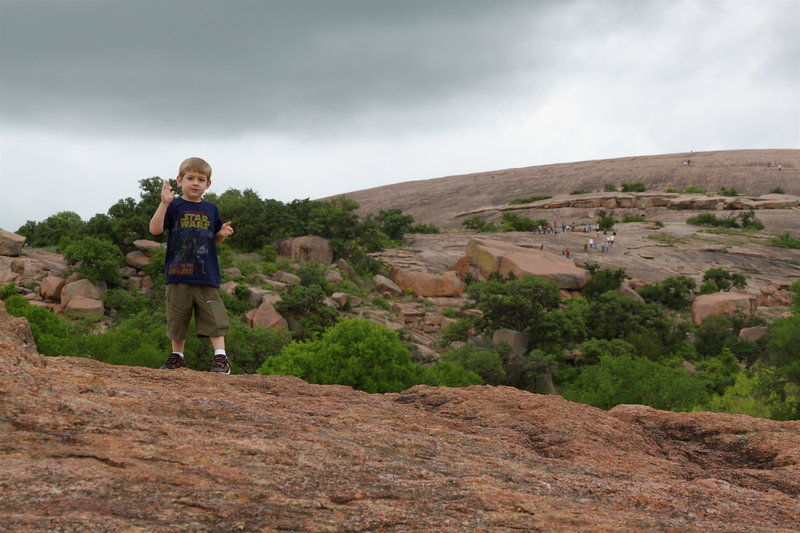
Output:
[149, 157, 235, 374]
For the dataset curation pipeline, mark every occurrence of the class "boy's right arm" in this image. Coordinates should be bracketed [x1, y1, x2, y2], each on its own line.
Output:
[149, 180, 174, 236]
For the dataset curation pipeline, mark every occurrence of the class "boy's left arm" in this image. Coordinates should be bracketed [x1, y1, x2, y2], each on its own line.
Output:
[215, 222, 234, 245]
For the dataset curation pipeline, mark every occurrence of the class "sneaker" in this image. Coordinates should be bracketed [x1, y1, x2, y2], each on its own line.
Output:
[160, 352, 186, 370]
[210, 353, 231, 375]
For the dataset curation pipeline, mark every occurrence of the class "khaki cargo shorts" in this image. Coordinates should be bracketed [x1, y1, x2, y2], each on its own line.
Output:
[166, 283, 229, 339]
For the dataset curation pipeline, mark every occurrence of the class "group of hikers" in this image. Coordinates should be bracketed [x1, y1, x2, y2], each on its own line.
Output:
[536, 221, 618, 259]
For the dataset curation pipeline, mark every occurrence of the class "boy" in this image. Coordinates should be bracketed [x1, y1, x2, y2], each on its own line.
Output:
[149, 157, 234, 374]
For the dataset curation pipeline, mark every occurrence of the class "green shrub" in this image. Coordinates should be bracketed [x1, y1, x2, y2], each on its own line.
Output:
[702, 268, 746, 292]
[259, 244, 277, 262]
[583, 268, 627, 300]
[3, 295, 87, 357]
[420, 361, 483, 388]
[621, 183, 646, 192]
[437, 317, 476, 346]
[683, 186, 706, 194]
[275, 283, 339, 339]
[440, 343, 506, 385]
[508, 195, 552, 205]
[563, 354, 707, 411]
[604, 184, 617, 192]
[596, 209, 616, 231]
[769, 187, 785, 194]
[637, 275, 697, 310]
[462, 216, 499, 233]
[224, 318, 292, 373]
[258, 318, 422, 393]
[141, 246, 166, 289]
[687, 211, 762, 229]
[62, 236, 123, 286]
[500, 212, 535, 232]
[622, 215, 646, 223]
[370, 295, 393, 311]
[717, 187, 739, 197]
[687, 213, 739, 228]
[84, 324, 169, 368]
[410, 223, 439, 234]
[570, 189, 589, 195]
[103, 289, 158, 319]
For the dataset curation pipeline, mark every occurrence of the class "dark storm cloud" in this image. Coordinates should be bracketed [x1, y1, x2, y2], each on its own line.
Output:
[0, 0, 567, 138]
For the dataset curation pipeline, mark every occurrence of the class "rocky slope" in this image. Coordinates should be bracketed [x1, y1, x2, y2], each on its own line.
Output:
[336, 149, 800, 231]
[1, 302, 799, 532]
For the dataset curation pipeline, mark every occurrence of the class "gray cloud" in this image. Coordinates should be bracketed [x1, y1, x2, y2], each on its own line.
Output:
[0, 0, 797, 232]
[1, 1, 566, 138]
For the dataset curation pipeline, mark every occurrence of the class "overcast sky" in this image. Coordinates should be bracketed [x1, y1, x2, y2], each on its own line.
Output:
[1, 0, 798, 232]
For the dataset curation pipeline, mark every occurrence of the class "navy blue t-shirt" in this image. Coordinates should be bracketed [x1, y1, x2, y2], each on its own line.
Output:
[163, 197, 223, 287]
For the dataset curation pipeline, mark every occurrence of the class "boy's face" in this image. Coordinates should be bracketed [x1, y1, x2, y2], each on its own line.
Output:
[176, 171, 211, 202]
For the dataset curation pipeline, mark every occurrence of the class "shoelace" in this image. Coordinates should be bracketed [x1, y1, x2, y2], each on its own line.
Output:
[213, 355, 228, 367]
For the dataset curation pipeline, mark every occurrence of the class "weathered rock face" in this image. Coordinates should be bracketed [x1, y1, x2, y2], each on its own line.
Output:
[0, 300, 45, 367]
[691, 292, 758, 326]
[1, 328, 798, 532]
[465, 238, 590, 289]
[245, 301, 289, 330]
[374, 274, 403, 296]
[62, 295, 105, 318]
[492, 328, 529, 357]
[389, 267, 465, 297]
[125, 249, 151, 269]
[0, 229, 26, 256]
[739, 326, 770, 343]
[275, 235, 333, 264]
[59, 278, 102, 308]
[38, 275, 65, 301]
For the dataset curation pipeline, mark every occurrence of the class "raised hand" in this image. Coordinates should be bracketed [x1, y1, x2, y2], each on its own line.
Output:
[161, 179, 175, 205]
[219, 221, 234, 238]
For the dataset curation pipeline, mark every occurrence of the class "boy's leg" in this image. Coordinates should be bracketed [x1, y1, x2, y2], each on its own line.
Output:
[172, 339, 186, 353]
[161, 284, 193, 370]
[209, 336, 225, 351]
[193, 286, 230, 374]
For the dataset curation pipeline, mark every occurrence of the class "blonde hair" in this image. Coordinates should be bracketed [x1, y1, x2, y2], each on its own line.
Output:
[178, 157, 212, 179]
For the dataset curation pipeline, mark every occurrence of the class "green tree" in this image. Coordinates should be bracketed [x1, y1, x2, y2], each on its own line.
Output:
[702, 268, 747, 292]
[637, 275, 697, 310]
[563, 354, 707, 411]
[275, 283, 339, 339]
[209, 188, 273, 251]
[467, 275, 561, 334]
[499, 212, 535, 232]
[462, 216, 498, 233]
[27, 211, 86, 247]
[420, 361, 483, 388]
[763, 282, 800, 418]
[586, 291, 677, 349]
[376, 208, 415, 241]
[582, 268, 627, 300]
[702, 370, 780, 419]
[596, 209, 616, 231]
[440, 343, 507, 385]
[62, 236, 124, 286]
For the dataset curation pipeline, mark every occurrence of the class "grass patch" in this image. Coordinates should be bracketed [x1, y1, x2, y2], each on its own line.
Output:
[647, 233, 688, 247]
[771, 233, 800, 249]
[508, 195, 552, 205]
